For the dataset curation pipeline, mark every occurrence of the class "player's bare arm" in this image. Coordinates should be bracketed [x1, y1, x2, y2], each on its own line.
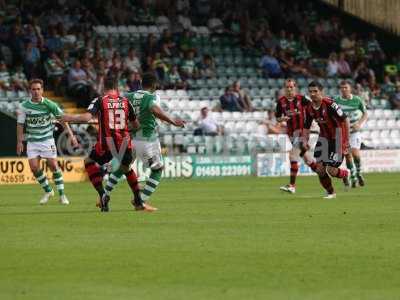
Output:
[61, 112, 94, 123]
[151, 105, 185, 127]
[59, 120, 79, 148]
[16, 123, 24, 156]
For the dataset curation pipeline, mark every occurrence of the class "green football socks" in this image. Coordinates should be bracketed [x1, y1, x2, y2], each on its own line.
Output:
[141, 169, 162, 201]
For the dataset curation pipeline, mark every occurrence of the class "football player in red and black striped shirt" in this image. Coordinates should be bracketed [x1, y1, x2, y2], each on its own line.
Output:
[62, 76, 156, 212]
[276, 79, 317, 194]
[302, 81, 350, 199]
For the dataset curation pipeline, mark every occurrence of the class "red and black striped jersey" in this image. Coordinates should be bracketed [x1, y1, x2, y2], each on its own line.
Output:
[87, 90, 136, 152]
[276, 94, 309, 137]
[304, 97, 348, 141]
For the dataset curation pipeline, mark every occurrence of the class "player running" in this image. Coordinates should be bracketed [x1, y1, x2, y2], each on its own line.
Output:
[276, 78, 317, 194]
[125, 73, 185, 203]
[334, 80, 368, 188]
[16, 78, 77, 205]
[302, 81, 350, 199]
[62, 76, 155, 212]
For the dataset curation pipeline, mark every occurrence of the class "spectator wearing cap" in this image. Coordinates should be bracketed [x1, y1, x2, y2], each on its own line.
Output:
[194, 106, 222, 136]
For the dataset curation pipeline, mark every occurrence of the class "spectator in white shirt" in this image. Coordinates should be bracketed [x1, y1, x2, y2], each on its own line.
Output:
[195, 107, 222, 136]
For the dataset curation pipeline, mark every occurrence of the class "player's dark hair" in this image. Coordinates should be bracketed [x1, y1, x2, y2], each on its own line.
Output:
[285, 78, 297, 87]
[29, 78, 44, 88]
[104, 75, 118, 90]
[339, 80, 352, 86]
[308, 80, 323, 90]
[141, 72, 157, 88]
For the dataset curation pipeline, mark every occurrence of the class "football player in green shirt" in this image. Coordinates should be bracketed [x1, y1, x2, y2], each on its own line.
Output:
[334, 80, 368, 187]
[126, 73, 185, 205]
[16, 78, 78, 204]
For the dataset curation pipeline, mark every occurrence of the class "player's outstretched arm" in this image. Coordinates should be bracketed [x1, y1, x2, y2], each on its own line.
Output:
[16, 123, 24, 156]
[151, 105, 185, 127]
[59, 120, 79, 148]
[61, 112, 93, 123]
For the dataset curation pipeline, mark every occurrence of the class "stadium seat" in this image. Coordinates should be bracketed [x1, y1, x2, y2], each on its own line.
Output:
[221, 111, 232, 121]
[245, 121, 259, 133]
[376, 119, 386, 129]
[213, 112, 223, 123]
[234, 121, 247, 134]
[365, 119, 376, 130]
[370, 130, 380, 140]
[224, 121, 235, 134]
[390, 130, 400, 138]
[380, 130, 390, 138]
[383, 109, 394, 119]
[252, 111, 264, 120]
[386, 119, 396, 129]
[174, 134, 184, 145]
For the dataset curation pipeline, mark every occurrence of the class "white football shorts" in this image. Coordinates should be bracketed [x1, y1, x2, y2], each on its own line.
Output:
[27, 139, 57, 159]
[133, 139, 163, 169]
[349, 132, 362, 150]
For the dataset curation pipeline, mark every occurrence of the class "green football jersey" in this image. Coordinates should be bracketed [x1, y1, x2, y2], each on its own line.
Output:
[17, 97, 63, 142]
[334, 94, 366, 129]
[126, 90, 158, 141]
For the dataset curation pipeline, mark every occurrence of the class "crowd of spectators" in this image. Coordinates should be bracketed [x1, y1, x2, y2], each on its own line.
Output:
[0, 0, 400, 110]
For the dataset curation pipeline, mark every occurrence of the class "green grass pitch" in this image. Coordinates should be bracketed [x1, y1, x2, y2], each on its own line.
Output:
[1, 173, 400, 299]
